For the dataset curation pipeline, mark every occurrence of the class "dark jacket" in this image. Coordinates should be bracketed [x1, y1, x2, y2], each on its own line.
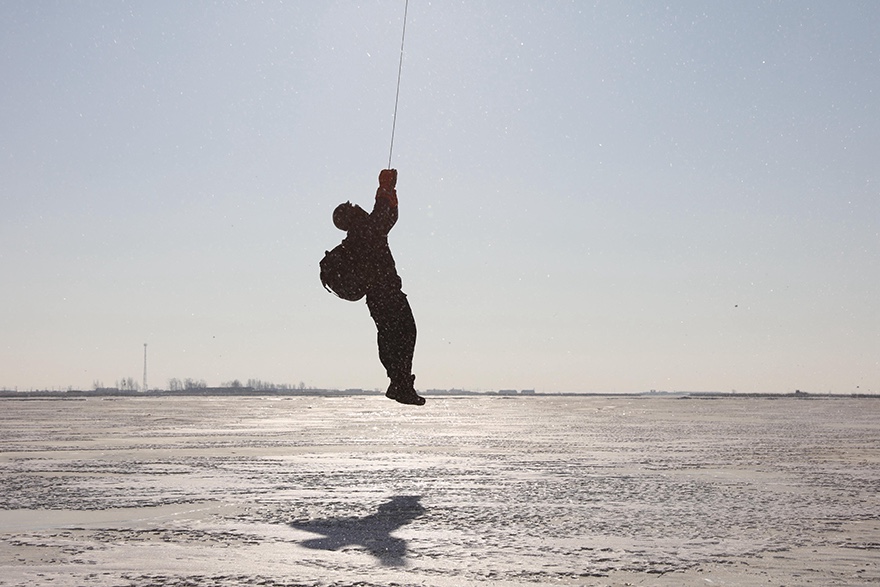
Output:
[346, 189, 402, 293]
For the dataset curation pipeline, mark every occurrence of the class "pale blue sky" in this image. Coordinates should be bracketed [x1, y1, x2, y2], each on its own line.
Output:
[2, 1, 878, 393]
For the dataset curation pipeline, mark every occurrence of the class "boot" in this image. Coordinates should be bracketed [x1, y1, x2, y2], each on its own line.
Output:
[386, 374, 425, 406]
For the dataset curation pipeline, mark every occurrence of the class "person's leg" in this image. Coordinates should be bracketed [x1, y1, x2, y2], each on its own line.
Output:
[366, 290, 423, 405]
[367, 289, 416, 381]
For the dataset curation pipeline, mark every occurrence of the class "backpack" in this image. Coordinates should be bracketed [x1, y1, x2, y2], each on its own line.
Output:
[320, 238, 368, 301]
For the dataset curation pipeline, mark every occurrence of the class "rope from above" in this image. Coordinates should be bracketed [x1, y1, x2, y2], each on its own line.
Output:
[388, 0, 409, 168]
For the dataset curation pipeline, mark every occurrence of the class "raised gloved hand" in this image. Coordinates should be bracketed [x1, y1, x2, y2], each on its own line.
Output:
[379, 169, 398, 190]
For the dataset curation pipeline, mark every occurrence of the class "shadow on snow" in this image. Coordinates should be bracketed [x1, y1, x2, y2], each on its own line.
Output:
[289, 495, 426, 567]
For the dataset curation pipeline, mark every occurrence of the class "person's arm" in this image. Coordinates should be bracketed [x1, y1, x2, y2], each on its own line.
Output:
[371, 169, 399, 234]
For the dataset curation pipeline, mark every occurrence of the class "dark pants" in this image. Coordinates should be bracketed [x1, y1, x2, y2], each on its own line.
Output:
[366, 288, 416, 383]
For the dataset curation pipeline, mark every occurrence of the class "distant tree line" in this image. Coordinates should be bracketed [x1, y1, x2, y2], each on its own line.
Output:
[92, 378, 142, 392]
[87, 377, 307, 393]
[167, 378, 208, 391]
[220, 379, 307, 391]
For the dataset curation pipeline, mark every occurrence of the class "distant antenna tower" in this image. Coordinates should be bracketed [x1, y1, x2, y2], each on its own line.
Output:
[143, 343, 148, 392]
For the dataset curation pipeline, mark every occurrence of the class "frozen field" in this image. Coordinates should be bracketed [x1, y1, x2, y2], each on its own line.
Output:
[0, 394, 878, 586]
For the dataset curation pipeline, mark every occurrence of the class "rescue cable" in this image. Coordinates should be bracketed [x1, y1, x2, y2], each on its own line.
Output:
[387, 0, 409, 168]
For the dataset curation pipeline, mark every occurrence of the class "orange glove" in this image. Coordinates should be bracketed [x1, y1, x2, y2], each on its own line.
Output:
[379, 169, 397, 190]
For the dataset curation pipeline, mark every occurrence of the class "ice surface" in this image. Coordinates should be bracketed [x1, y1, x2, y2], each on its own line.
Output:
[1, 395, 878, 586]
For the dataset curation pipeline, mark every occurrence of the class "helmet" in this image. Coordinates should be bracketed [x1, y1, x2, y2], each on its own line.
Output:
[333, 202, 366, 231]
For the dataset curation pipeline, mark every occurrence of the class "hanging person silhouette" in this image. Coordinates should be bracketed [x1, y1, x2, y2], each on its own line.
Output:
[321, 169, 425, 406]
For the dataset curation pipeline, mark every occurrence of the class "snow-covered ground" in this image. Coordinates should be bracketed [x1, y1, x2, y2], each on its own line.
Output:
[1, 395, 878, 586]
